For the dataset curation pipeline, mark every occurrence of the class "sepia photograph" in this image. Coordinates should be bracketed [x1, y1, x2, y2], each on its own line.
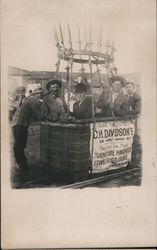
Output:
[7, 2, 142, 189]
[1, 0, 156, 248]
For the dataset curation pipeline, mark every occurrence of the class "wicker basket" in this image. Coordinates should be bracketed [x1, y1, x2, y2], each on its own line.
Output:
[40, 122, 91, 180]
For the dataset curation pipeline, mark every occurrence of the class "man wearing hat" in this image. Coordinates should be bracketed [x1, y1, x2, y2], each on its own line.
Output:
[41, 79, 68, 122]
[11, 86, 43, 170]
[73, 82, 95, 119]
[9, 86, 26, 123]
[97, 76, 129, 117]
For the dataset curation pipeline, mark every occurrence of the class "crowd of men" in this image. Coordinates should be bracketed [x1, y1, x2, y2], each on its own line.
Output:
[9, 75, 141, 170]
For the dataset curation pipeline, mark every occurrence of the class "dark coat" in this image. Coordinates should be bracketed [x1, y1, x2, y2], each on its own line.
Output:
[73, 96, 95, 119]
[128, 92, 141, 115]
[97, 87, 129, 117]
[11, 96, 42, 127]
[41, 93, 68, 122]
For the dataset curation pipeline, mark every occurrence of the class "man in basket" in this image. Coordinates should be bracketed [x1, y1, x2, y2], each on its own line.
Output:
[41, 79, 68, 122]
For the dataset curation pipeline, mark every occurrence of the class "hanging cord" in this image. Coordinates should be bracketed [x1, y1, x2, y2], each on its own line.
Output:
[88, 26, 96, 175]
[78, 25, 85, 77]
[54, 27, 61, 80]
[58, 24, 67, 103]
[96, 26, 103, 90]
[61, 61, 64, 100]
[70, 61, 73, 111]
[67, 24, 73, 115]
[65, 62, 70, 114]
[103, 33, 110, 85]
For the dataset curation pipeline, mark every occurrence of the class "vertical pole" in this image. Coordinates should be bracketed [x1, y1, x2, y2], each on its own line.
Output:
[61, 61, 64, 99]
[70, 60, 73, 97]
[105, 33, 110, 86]
[89, 26, 95, 120]
[97, 26, 103, 89]
[89, 63, 95, 121]
[54, 28, 61, 80]
[58, 24, 65, 100]
[68, 24, 73, 114]
[88, 26, 96, 175]
[65, 64, 70, 112]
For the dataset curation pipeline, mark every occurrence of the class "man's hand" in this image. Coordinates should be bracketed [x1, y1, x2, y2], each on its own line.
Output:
[60, 113, 76, 123]
[67, 115, 76, 123]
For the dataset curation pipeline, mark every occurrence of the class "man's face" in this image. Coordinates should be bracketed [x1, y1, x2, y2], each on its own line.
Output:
[35, 92, 43, 99]
[50, 83, 59, 96]
[126, 83, 134, 95]
[76, 92, 85, 102]
[112, 80, 122, 92]
[19, 90, 26, 99]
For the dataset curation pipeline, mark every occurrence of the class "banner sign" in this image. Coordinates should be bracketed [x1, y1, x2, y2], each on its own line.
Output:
[90, 120, 135, 173]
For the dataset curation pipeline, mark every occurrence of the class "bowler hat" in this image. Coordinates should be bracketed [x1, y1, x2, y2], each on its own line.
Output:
[33, 86, 43, 94]
[75, 83, 87, 94]
[108, 75, 126, 87]
[46, 79, 62, 91]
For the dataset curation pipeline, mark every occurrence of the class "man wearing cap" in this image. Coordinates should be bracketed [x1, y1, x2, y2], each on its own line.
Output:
[73, 82, 95, 119]
[9, 86, 26, 122]
[41, 79, 68, 122]
[11, 86, 43, 169]
[97, 76, 129, 117]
